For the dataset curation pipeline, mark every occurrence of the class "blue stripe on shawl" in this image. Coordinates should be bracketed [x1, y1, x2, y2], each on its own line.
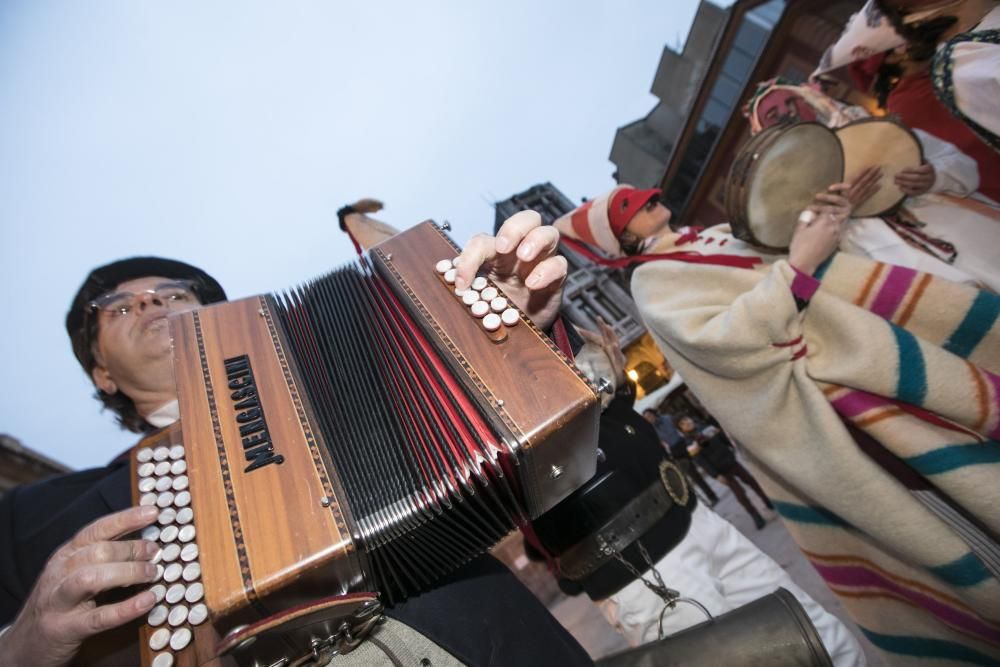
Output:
[891, 325, 927, 406]
[860, 628, 999, 665]
[904, 441, 1000, 475]
[927, 553, 993, 587]
[813, 255, 835, 281]
[943, 291, 1000, 360]
[772, 501, 849, 528]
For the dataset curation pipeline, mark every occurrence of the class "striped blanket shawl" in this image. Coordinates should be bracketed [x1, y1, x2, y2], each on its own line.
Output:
[631, 225, 1000, 665]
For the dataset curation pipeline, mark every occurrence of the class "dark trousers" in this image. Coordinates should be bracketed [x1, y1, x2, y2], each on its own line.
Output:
[678, 457, 718, 504]
[718, 462, 773, 524]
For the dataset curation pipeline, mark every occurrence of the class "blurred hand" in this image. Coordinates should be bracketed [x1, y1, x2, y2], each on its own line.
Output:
[845, 166, 883, 209]
[453, 210, 567, 331]
[578, 316, 626, 387]
[0, 506, 161, 667]
[895, 163, 935, 197]
[350, 198, 384, 214]
[788, 186, 854, 275]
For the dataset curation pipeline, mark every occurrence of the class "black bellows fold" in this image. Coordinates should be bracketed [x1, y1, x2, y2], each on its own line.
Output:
[271, 259, 525, 603]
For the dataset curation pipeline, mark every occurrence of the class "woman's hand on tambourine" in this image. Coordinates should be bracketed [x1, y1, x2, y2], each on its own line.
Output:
[788, 188, 854, 275]
[844, 166, 883, 211]
[454, 210, 567, 331]
[0, 506, 161, 667]
[895, 163, 935, 197]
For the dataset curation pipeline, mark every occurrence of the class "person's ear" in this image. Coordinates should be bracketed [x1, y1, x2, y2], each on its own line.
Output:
[91, 360, 118, 395]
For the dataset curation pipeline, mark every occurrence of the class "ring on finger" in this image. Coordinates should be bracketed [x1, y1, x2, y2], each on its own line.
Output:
[798, 210, 816, 226]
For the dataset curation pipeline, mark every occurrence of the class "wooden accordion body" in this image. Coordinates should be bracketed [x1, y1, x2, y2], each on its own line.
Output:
[134, 222, 600, 665]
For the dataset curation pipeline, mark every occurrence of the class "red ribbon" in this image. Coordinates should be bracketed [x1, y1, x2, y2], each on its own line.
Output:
[559, 236, 763, 270]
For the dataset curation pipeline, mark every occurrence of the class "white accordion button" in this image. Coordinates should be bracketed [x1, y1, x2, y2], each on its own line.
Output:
[482, 313, 501, 331]
[160, 525, 179, 543]
[163, 563, 183, 583]
[178, 525, 197, 543]
[152, 652, 174, 667]
[155, 477, 173, 492]
[138, 477, 156, 493]
[490, 297, 508, 312]
[461, 290, 480, 306]
[185, 582, 204, 603]
[444, 268, 457, 284]
[148, 604, 169, 626]
[501, 308, 519, 327]
[172, 475, 189, 492]
[138, 463, 156, 478]
[188, 602, 208, 626]
[174, 491, 191, 508]
[170, 627, 192, 651]
[470, 301, 489, 318]
[471, 276, 488, 291]
[142, 525, 161, 541]
[165, 583, 186, 605]
[167, 604, 188, 627]
[155, 564, 165, 582]
[176, 507, 194, 525]
[162, 543, 181, 563]
[154, 461, 171, 476]
[480, 286, 498, 301]
[151, 548, 163, 565]
[435, 259, 453, 274]
[149, 627, 170, 651]
[182, 562, 201, 582]
[140, 493, 157, 507]
[454, 286, 467, 297]
[181, 543, 199, 562]
[153, 447, 170, 462]
[168, 445, 185, 460]
[150, 583, 167, 603]
[156, 492, 175, 509]
[137, 447, 154, 463]
[170, 460, 187, 475]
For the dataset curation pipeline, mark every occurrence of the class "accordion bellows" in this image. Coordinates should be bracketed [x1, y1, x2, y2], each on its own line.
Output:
[140, 222, 599, 664]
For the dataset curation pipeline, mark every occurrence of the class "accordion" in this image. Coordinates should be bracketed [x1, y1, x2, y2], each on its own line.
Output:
[130, 222, 600, 666]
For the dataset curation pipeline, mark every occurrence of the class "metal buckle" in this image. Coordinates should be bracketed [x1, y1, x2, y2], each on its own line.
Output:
[288, 599, 384, 667]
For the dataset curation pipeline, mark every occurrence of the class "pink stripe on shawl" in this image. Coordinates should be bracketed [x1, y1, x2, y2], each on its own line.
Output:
[813, 561, 1000, 646]
[870, 265, 917, 320]
[987, 369, 1000, 440]
[830, 390, 891, 419]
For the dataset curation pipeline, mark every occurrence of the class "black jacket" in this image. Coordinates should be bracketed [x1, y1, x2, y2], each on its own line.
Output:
[0, 456, 592, 666]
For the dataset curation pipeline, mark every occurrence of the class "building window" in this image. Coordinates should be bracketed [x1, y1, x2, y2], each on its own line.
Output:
[664, 0, 787, 219]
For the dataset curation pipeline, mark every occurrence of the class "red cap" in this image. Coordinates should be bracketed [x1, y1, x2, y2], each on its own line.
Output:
[608, 187, 661, 237]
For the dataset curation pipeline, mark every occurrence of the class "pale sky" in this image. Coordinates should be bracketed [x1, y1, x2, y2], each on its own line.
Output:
[0, 1, 702, 469]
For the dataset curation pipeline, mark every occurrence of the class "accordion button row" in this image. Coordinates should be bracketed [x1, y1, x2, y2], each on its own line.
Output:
[438, 259, 522, 338]
[135, 444, 205, 667]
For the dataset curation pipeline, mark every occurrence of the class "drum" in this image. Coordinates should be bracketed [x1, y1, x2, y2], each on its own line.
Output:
[596, 588, 833, 667]
[837, 117, 923, 217]
[727, 118, 924, 251]
[726, 122, 844, 252]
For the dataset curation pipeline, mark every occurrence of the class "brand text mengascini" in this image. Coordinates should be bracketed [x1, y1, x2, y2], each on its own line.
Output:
[224, 354, 285, 472]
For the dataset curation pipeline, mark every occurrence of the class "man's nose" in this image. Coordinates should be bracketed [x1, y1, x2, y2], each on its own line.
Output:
[136, 291, 165, 311]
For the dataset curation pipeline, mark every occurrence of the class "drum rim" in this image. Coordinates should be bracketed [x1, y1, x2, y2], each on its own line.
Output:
[835, 116, 925, 218]
[726, 121, 843, 252]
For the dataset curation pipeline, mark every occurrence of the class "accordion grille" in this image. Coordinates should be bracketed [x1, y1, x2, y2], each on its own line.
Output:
[272, 259, 521, 601]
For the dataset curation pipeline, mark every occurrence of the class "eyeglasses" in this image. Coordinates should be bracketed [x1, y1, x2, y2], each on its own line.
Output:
[88, 281, 197, 319]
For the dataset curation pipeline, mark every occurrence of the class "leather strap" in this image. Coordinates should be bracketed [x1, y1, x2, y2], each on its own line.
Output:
[558, 479, 677, 581]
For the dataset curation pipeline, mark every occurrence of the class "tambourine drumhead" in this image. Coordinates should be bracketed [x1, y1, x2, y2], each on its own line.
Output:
[836, 118, 922, 217]
[733, 123, 843, 250]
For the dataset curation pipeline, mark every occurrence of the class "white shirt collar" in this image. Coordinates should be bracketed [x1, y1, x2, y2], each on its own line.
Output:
[145, 400, 180, 428]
